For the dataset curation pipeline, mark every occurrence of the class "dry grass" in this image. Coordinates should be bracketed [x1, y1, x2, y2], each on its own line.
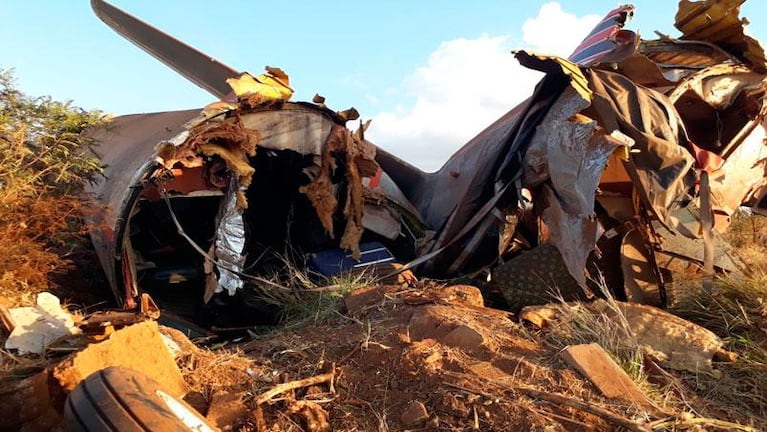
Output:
[670, 275, 767, 425]
[242, 256, 376, 326]
[724, 211, 767, 274]
[177, 345, 257, 397]
[0, 109, 105, 306]
[537, 279, 767, 429]
[542, 285, 646, 381]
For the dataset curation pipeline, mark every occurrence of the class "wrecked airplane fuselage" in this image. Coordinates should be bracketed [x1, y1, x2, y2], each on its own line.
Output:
[86, 82, 424, 319]
[86, 0, 767, 324]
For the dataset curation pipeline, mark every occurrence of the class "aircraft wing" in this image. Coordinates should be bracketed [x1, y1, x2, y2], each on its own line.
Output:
[91, 0, 239, 99]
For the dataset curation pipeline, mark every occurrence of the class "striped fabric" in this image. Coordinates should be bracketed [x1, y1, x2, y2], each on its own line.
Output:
[569, 5, 635, 66]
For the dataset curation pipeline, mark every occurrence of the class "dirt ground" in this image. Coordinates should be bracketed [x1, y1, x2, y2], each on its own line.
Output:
[168, 282, 761, 432]
[188, 286, 604, 431]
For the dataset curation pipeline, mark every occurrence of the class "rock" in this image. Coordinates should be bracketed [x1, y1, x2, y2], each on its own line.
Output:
[52, 321, 187, 399]
[434, 285, 485, 307]
[600, 301, 726, 374]
[560, 343, 655, 410]
[438, 392, 470, 417]
[408, 306, 448, 342]
[400, 400, 429, 426]
[522, 300, 731, 375]
[0, 367, 61, 431]
[442, 325, 485, 350]
[519, 304, 563, 328]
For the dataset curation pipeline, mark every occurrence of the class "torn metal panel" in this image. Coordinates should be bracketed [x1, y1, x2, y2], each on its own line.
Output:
[651, 220, 744, 273]
[675, 0, 766, 72]
[361, 204, 400, 240]
[669, 64, 765, 111]
[588, 69, 697, 226]
[423, 53, 592, 274]
[608, 53, 678, 88]
[669, 64, 766, 155]
[524, 80, 628, 286]
[640, 38, 736, 70]
[709, 124, 767, 217]
[240, 106, 334, 155]
[621, 228, 662, 306]
[85, 109, 200, 303]
[540, 184, 599, 288]
[568, 5, 637, 67]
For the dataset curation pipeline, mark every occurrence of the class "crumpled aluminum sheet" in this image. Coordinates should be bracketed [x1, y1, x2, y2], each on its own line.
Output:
[525, 85, 627, 286]
[214, 186, 246, 296]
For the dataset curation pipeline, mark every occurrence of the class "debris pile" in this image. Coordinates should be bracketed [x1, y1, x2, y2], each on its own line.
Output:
[79, 0, 767, 332]
[2, 0, 767, 431]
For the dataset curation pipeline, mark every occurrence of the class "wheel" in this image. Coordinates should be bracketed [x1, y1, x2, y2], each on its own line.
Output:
[64, 366, 216, 432]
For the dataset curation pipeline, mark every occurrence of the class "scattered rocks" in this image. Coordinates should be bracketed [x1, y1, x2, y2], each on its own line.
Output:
[560, 343, 655, 410]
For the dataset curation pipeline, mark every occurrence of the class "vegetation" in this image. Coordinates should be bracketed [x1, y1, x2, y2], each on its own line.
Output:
[724, 209, 767, 274]
[671, 275, 767, 423]
[0, 68, 106, 305]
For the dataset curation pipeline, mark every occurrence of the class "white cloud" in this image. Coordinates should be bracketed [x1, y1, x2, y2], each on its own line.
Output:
[522, 2, 602, 56]
[367, 2, 601, 171]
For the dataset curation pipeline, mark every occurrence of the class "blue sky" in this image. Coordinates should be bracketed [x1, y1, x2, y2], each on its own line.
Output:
[2, 1, 766, 170]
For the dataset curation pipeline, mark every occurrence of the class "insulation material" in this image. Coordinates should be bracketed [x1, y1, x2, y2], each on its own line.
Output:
[339, 124, 370, 259]
[226, 67, 294, 106]
[167, 114, 260, 209]
[300, 123, 377, 259]
[300, 126, 343, 237]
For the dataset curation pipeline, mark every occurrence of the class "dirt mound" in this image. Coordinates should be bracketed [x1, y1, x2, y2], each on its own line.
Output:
[224, 286, 632, 431]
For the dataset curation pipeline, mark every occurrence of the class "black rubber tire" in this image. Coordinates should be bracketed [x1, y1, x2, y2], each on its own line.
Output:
[64, 366, 214, 432]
